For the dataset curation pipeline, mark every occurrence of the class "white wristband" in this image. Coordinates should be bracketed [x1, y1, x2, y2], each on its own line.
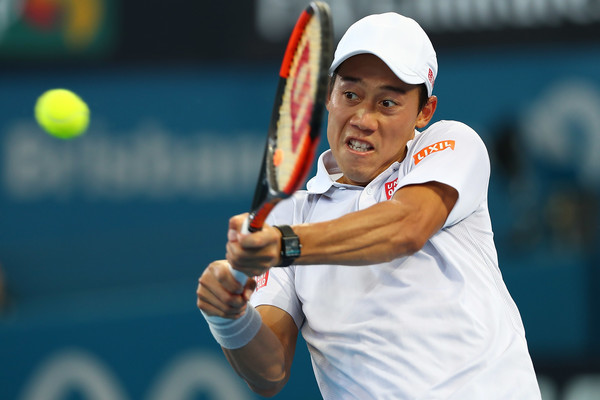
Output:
[202, 303, 262, 349]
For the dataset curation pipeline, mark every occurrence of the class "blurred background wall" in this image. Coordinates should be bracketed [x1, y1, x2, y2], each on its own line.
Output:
[0, 0, 599, 399]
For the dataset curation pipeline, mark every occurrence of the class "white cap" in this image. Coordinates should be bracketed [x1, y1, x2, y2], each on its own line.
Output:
[329, 13, 438, 97]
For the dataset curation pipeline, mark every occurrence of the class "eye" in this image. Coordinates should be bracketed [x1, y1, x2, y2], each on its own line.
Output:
[381, 99, 398, 108]
[343, 91, 358, 100]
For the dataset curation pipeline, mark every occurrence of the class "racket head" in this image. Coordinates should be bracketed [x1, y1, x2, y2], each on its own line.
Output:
[248, 1, 333, 231]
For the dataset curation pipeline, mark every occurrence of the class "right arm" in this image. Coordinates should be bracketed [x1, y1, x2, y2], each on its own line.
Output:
[197, 260, 298, 397]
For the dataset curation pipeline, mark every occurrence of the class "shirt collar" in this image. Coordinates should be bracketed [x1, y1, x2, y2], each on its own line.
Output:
[306, 150, 338, 194]
[306, 150, 402, 195]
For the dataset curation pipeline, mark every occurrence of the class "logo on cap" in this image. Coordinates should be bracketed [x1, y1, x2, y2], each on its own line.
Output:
[428, 68, 435, 89]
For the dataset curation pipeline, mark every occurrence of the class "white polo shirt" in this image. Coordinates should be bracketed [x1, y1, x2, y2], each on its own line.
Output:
[250, 120, 541, 399]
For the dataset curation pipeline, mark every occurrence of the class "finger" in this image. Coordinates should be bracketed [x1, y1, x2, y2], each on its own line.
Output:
[197, 285, 232, 317]
[226, 241, 261, 271]
[197, 294, 246, 319]
[197, 276, 247, 317]
[228, 228, 239, 242]
[228, 213, 249, 233]
[212, 261, 249, 295]
[242, 279, 257, 302]
[238, 226, 281, 253]
[228, 234, 274, 260]
[238, 229, 268, 249]
[200, 262, 248, 307]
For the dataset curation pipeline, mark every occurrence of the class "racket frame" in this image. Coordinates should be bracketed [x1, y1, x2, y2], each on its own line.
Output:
[246, 1, 333, 233]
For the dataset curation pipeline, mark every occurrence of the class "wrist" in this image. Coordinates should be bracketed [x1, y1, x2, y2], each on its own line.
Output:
[201, 303, 262, 349]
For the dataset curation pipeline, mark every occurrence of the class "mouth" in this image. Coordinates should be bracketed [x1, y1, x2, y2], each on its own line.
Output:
[347, 138, 374, 153]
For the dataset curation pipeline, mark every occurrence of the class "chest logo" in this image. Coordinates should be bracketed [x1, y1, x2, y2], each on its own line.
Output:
[255, 271, 269, 291]
[413, 140, 455, 165]
[384, 178, 399, 200]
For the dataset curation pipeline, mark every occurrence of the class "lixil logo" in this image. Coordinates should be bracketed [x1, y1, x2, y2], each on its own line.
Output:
[413, 140, 455, 165]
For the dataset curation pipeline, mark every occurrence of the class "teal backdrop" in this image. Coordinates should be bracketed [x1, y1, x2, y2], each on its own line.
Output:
[1, 42, 599, 399]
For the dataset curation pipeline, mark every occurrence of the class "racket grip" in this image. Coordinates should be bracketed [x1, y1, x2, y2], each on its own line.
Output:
[229, 215, 255, 287]
[241, 216, 251, 235]
[242, 213, 262, 234]
[229, 264, 248, 287]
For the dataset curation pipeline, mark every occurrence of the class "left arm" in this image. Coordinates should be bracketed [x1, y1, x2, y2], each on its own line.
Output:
[226, 181, 457, 273]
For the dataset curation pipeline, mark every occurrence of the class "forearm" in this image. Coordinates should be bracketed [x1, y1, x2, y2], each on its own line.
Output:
[294, 200, 420, 265]
[293, 183, 454, 266]
[223, 323, 289, 396]
[203, 303, 297, 397]
[226, 183, 456, 272]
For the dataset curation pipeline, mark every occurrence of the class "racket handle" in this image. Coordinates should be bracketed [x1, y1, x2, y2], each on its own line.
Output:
[229, 215, 255, 287]
[242, 212, 262, 234]
[229, 264, 249, 287]
[241, 216, 251, 235]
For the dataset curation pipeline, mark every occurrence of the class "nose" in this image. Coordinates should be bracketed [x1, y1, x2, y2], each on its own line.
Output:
[350, 106, 378, 133]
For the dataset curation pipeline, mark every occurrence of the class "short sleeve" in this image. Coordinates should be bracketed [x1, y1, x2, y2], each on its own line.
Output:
[247, 195, 307, 328]
[249, 266, 304, 328]
[398, 121, 491, 227]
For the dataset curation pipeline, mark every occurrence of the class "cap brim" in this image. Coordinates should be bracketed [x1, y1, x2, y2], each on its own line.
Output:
[329, 50, 426, 86]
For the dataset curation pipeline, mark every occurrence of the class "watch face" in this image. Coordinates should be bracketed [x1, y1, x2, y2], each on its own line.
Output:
[284, 237, 301, 257]
[277, 225, 301, 259]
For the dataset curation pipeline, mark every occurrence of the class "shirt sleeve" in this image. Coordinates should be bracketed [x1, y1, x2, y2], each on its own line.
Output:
[397, 120, 491, 227]
[248, 194, 306, 329]
[249, 266, 304, 328]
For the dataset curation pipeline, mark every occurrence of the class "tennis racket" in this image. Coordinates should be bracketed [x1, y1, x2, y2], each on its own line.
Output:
[230, 1, 333, 285]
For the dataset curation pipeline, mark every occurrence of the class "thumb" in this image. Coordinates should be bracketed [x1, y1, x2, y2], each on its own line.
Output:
[228, 213, 249, 242]
[243, 279, 257, 302]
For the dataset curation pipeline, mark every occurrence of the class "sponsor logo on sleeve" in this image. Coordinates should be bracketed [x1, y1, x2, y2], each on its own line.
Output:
[413, 140, 455, 165]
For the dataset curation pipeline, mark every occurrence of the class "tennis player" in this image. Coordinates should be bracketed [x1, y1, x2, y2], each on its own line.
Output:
[198, 12, 541, 399]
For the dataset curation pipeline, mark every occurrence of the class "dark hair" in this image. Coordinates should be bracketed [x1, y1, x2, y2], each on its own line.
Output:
[416, 84, 429, 112]
[329, 73, 430, 112]
[327, 72, 338, 98]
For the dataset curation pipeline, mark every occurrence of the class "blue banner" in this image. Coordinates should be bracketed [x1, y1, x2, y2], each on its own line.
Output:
[1, 42, 600, 399]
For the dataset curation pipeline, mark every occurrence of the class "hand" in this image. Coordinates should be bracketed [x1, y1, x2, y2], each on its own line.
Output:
[197, 260, 256, 319]
[226, 213, 282, 277]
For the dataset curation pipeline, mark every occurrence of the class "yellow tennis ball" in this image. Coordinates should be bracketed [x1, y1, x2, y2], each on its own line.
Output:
[34, 89, 90, 139]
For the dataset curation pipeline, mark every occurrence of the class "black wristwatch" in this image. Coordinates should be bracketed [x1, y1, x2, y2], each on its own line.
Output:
[274, 225, 301, 267]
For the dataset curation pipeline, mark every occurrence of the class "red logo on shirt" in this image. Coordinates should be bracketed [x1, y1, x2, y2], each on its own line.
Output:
[255, 271, 269, 291]
[384, 179, 398, 200]
[413, 140, 455, 165]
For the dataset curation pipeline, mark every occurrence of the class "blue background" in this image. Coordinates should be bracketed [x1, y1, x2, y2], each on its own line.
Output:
[1, 11, 600, 400]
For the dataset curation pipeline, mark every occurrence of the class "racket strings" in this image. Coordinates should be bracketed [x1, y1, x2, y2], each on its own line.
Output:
[274, 14, 323, 192]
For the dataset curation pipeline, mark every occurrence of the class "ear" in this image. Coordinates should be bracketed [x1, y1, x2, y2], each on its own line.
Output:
[416, 95, 437, 129]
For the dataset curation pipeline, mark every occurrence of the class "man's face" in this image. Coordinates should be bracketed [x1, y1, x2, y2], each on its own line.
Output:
[326, 54, 435, 186]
